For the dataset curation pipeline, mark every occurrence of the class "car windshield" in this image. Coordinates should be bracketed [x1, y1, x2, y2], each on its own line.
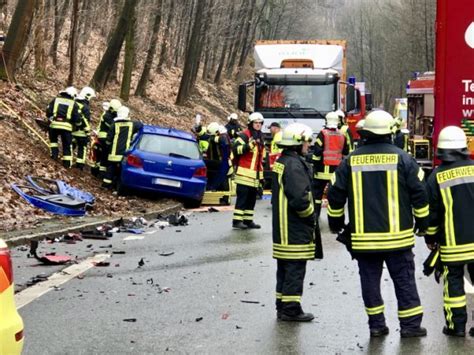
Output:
[256, 83, 335, 112]
[138, 134, 201, 160]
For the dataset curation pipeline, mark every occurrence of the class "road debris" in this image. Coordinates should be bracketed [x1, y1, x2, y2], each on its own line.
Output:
[123, 318, 137, 322]
[138, 258, 145, 267]
[195, 317, 203, 322]
[159, 251, 175, 256]
[29, 240, 72, 265]
[240, 300, 260, 304]
[93, 261, 110, 267]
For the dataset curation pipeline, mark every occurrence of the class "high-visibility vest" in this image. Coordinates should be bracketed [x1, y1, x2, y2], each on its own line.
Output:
[234, 129, 265, 187]
[322, 129, 345, 166]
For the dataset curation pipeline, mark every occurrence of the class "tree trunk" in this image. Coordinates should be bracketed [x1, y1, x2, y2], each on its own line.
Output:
[90, 0, 138, 91]
[120, 6, 137, 102]
[0, 0, 35, 81]
[157, 0, 175, 72]
[175, 0, 206, 105]
[67, 0, 79, 85]
[0, 0, 7, 32]
[135, 0, 163, 97]
[49, 0, 70, 66]
[34, 0, 47, 76]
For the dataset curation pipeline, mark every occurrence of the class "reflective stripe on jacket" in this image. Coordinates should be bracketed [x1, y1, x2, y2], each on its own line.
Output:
[427, 159, 474, 265]
[232, 129, 265, 187]
[272, 150, 315, 260]
[311, 128, 349, 181]
[106, 119, 143, 162]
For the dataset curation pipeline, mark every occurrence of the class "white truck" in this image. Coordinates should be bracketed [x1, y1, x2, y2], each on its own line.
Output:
[238, 40, 367, 137]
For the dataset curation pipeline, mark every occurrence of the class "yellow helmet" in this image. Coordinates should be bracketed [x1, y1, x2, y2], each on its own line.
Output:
[109, 99, 122, 112]
[278, 123, 313, 147]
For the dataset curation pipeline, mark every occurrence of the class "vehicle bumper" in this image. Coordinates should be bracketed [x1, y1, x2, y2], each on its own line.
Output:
[121, 168, 206, 201]
[0, 285, 24, 355]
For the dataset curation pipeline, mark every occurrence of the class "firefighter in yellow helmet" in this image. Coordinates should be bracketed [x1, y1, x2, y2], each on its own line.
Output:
[46, 87, 81, 168]
[426, 126, 474, 338]
[232, 112, 266, 229]
[327, 110, 429, 338]
[73, 86, 96, 170]
[393, 116, 410, 153]
[272, 123, 315, 322]
[310, 111, 349, 219]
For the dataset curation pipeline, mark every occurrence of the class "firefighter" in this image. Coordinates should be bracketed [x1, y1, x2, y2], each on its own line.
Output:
[46, 87, 81, 168]
[336, 109, 354, 153]
[327, 110, 429, 338]
[205, 122, 233, 191]
[355, 119, 366, 148]
[393, 116, 410, 153]
[310, 111, 349, 219]
[72, 86, 96, 170]
[102, 106, 143, 189]
[192, 114, 210, 155]
[95, 99, 122, 176]
[272, 123, 315, 322]
[225, 112, 242, 140]
[232, 112, 265, 229]
[268, 122, 283, 170]
[425, 126, 474, 337]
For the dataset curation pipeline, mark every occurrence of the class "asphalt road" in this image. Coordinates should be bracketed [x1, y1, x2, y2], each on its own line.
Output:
[14, 200, 474, 354]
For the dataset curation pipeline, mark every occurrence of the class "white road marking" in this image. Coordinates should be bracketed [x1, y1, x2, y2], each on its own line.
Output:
[465, 277, 474, 294]
[15, 254, 110, 310]
[123, 235, 145, 240]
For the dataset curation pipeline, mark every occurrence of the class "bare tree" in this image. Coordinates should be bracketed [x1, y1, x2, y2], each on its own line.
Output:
[67, 0, 79, 85]
[120, 4, 137, 101]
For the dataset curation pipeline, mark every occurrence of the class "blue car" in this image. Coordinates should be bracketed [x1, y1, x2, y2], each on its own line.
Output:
[119, 125, 207, 207]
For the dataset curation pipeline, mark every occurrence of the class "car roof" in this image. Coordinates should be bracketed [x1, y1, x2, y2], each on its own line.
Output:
[142, 125, 196, 142]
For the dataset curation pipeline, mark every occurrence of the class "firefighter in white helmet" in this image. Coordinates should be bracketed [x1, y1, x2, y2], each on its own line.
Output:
[393, 116, 410, 153]
[46, 87, 81, 167]
[231, 112, 265, 229]
[426, 126, 474, 338]
[205, 122, 233, 193]
[225, 112, 242, 140]
[72, 87, 96, 170]
[336, 109, 354, 152]
[272, 123, 316, 322]
[310, 111, 349, 219]
[327, 110, 429, 338]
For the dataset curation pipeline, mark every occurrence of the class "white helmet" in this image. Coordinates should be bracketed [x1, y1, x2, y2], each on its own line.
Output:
[116, 106, 130, 120]
[437, 126, 467, 149]
[325, 112, 339, 129]
[109, 99, 122, 112]
[218, 125, 227, 134]
[102, 102, 110, 111]
[248, 112, 264, 124]
[228, 113, 238, 122]
[335, 109, 345, 119]
[207, 122, 220, 135]
[355, 119, 365, 130]
[362, 110, 394, 135]
[278, 123, 313, 147]
[80, 86, 96, 100]
[63, 86, 78, 98]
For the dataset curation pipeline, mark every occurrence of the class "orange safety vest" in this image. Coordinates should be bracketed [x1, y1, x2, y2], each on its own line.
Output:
[235, 129, 265, 187]
[322, 129, 345, 166]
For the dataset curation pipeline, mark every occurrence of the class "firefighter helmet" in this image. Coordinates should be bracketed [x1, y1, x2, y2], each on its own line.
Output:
[207, 122, 220, 135]
[228, 113, 238, 122]
[278, 123, 313, 147]
[335, 109, 345, 119]
[80, 86, 96, 100]
[109, 99, 122, 112]
[437, 126, 467, 149]
[325, 112, 339, 129]
[116, 106, 130, 120]
[62, 86, 78, 98]
[248, 112, 264, 124]
[356, 119, 365, 130]
[362, 110, 394, 135]
[102, 102, 110, 111]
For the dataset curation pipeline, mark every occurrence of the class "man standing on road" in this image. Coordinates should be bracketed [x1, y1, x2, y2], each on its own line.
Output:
[327, 110, 429, 338]
[425, 126, 474, 338]
[231, 112, 265, 229]
[272, 123, 315, 322]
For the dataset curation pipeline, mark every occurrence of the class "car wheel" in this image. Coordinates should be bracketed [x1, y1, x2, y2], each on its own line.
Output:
[184, 198, 202, 209]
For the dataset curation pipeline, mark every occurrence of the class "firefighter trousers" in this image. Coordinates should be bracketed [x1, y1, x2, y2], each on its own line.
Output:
[95, 138, 109, 174]
[73, 136, 88, 168]
[442, 263, 474, 331]
[276, 260, 307, 316]
[313, 178, 330, 218]
[103, 161, 121, 188]
[355, 249, 423, 330]
[233, 183, 257, 224]
[49, 128, 73, 168]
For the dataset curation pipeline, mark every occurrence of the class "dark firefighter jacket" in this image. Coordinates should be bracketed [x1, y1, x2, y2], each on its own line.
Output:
[272, 150, 316, 260]
[426, 157, 474, 265]
[311, 128, 349, 180]
[394, 130, 410, 153]
[97, 110, 117, 139]
[73, 99, 91, 137]
[46, 93, 80, 131]
[225, 122, 242, 140]
[106, 118, 143, 162]
[327, 138, 429, 253]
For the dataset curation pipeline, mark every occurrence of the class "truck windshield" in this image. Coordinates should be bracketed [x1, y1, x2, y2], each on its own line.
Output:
[256, 83, 335, 112]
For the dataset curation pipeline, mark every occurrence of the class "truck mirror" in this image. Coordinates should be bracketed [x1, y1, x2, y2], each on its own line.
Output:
[238, 84, 247, 112]
[346, 85, 356, 112]
[365, 93, 373, 111]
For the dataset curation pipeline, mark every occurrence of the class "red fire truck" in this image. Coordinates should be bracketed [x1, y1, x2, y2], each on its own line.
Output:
[408, 0, 474, 168]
